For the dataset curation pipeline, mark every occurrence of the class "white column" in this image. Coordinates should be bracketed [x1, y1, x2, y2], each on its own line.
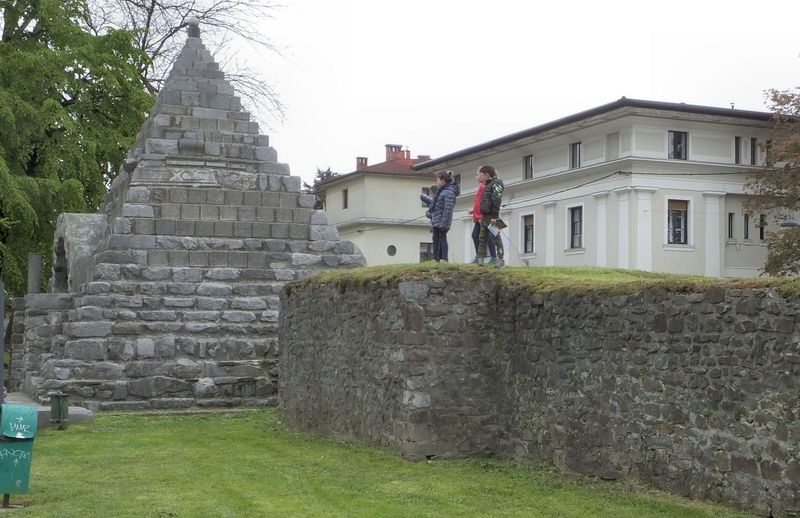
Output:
[544, 201, 556, 266]
[615, 188, 630, 269]
[703, 192, 725, 277]
[593, 192, 609, 267]
[634, 187, 657, 272]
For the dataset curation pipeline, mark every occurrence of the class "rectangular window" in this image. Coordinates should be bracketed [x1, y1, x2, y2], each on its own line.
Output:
[667, 199, 688, 244]
[750, 138, 758, 165]
[727, 212, 735, 239]
[735, 136, 742, 164]
[419, 242, 433, 262]
[570, 143, 581, 169]
[523, 154, 534, 180]
[342, 188, 349, 209]
[759, 214, 766, 240]
[569, 206, 583, 249]
[523, 214, 534, 253]
[668, 131, 688, 160]
[744, 213, 751, 240]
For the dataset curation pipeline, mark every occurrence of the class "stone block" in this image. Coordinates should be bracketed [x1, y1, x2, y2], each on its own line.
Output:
[260, 192, 278, 208]
[200, 205, 219, 220]
[234, 222, 252, 238]
[169, 188, 189, 204]
[232, 298, 268, 310]
[179, 138, 204, 155]
[271, 223, 289, 239]
[283, 176, 302, 193]
[239, 206, 256, 221]
[189, 251, 209, 267]
[155, 219, 177, 235]
[64, 339, 106, 360]
[222, 311, 256, 323]
[126, 187, 151, 203]
[198, 283, 233, 297]
[185, 322, 220, 333]
[64, 322, 113, 338]
[176, 221, 195, 236]
[143, 267, 171, 280]
[289, 224, 308, 240]
[146, 139, 179, 155]
[160, 204, 179, 219]
[197, 298, 228, 311]
[136, 338, 156, 359]
[243, 191, 261, 206]
[215, 221, 233, 237]
[206, 268, 241, 281]
[128, 376, 191, 398]
[168, 250, 189, 266]
[164, 297, 195, 308]
[123, 204, 155, 218]
[223, 190, 242, 206]
[181, 204, 200, 220]
[195, 221, 214, 237]
[291, 253, 323, 267]
[298, 194, 317, 209]
[275, 208, 293, 223]
[228, 252, 248, 268]
[173, 267, 203, 283]
[220, 206, 238, 221]
[207, 190, 225, 205]
[134, 219, 155, 234]
[208, 251, 229, 267]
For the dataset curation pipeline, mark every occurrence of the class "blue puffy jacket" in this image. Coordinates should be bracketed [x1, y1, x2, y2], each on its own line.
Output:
[430, 183, 458, 230]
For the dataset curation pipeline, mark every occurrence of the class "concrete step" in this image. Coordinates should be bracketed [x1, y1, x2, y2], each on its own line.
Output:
[3, 391, 94, 429]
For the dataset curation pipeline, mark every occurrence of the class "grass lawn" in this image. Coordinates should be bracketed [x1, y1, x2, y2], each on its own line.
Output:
[8, 410, 751, 517]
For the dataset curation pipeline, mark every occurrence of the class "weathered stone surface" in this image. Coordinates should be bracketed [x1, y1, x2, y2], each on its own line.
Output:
[280, 274, 800, 517]
[18, 19, 364, 415]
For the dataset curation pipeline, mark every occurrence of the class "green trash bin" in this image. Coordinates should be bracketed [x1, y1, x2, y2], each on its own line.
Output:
[0, 404, 38, 495]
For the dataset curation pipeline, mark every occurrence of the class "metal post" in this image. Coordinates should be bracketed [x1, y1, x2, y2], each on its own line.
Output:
[27, 254, 42, 294]
[1, 281, 5, 406]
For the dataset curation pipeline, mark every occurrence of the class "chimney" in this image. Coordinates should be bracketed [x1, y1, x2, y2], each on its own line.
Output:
[356, 157, 368, 170]
[385, 144, 402, 161]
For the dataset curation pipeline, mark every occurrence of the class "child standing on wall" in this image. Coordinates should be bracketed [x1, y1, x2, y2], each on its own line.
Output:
[476, 165, 505, 267]
[425, 171, 458, 262]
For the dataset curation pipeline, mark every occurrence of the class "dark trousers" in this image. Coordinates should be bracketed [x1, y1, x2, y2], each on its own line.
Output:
[432, 228, 449, 262]
[477, 216, 504, 259]
[472, 221, 496, 258]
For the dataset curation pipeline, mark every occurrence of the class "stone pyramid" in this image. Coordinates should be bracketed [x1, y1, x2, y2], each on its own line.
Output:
[23, 19, 364, 411]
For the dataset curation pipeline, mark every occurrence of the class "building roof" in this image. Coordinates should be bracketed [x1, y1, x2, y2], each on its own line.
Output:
[412, 97, 775, 170]
[318, 153, 430, 188]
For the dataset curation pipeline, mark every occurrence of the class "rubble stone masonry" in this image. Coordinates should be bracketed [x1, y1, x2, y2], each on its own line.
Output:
[280, 272, 799, 517]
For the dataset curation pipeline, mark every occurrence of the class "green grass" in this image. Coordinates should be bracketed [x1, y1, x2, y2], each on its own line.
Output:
[296, 263, 800, 296]
[10, 410, 752, 517]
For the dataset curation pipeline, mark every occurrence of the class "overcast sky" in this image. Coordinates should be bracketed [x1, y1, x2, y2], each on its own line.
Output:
[241, 0, 800, 186]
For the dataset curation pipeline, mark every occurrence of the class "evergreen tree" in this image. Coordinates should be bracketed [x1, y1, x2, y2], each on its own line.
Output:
[302, 168, 338, 210]
[0, 0, 152, 295]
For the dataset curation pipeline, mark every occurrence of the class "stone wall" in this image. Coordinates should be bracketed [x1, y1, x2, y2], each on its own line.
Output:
[279, 271, 800, 517]
[7, 298, 27, 390]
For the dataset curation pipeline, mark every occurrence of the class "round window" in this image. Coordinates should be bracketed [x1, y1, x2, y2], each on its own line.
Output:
[387, 245, 397, 256]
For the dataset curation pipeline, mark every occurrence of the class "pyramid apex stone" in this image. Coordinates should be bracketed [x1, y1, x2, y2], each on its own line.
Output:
[187, 17, 200, 37]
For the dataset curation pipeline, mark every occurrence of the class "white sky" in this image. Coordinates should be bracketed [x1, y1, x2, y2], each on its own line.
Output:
[243, 0, 800, 186]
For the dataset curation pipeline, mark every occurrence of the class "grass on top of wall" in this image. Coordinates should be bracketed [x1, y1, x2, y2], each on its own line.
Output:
[13, 410, 752, 518]
[297, 263, 800, 297]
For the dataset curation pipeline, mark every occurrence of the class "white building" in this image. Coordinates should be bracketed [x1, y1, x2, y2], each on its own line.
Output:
[320, 144, 441, 265]
[414, 98, 776, 277]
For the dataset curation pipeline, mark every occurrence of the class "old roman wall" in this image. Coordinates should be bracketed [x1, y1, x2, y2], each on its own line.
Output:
[279, 271, 799, 517]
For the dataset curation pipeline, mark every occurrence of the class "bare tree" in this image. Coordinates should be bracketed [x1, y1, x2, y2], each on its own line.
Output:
[87, 0, 285, 124]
